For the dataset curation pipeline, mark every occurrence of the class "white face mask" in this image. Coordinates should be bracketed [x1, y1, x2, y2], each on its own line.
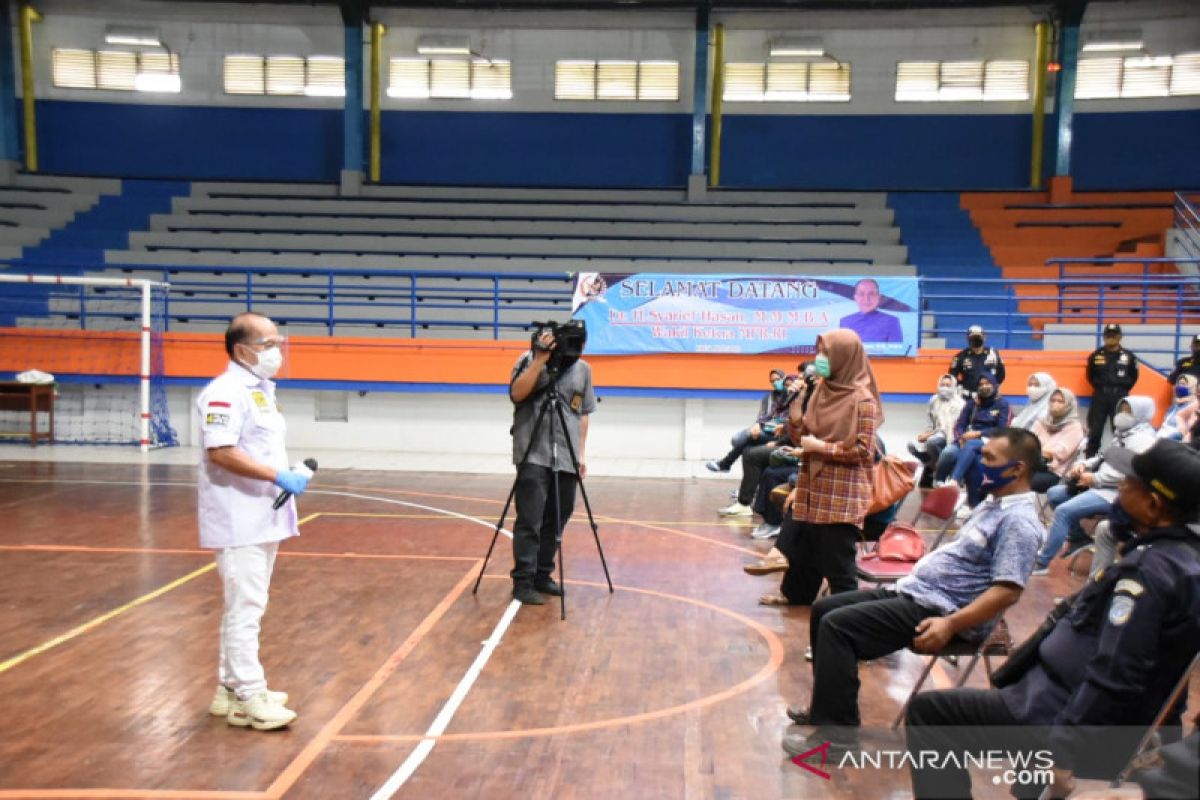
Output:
[937, 386, 954, 400]
[1113, 412, 1135, 432]
[242, 344, 283, 380]
[1026, 385, 1047, 401]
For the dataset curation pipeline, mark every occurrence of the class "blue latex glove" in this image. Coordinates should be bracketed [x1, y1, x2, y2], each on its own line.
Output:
[274, 470, 310, 496]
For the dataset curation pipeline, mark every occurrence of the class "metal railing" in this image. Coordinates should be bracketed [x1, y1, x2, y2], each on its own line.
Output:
[1174, 191, 1200, 262]
[3, 260, 1200, 366]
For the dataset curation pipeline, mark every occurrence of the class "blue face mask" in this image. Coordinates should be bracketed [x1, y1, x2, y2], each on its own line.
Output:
[1176, 385, 1191, 399]
[813, 354, 832, 379]
[1108, 498, 1137, 539]
[773, 379, 785, 391]
[979, 459, 1020, 490]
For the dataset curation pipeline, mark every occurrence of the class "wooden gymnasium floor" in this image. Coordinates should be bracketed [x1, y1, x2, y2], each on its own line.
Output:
[0, 460, 1191, 799]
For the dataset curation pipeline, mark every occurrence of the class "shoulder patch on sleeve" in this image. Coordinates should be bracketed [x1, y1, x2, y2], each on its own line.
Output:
[1108, 595, 1135, 626]
[1114, 578, 1145, 597]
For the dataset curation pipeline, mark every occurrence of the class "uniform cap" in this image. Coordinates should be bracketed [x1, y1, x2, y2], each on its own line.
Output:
[1103, 323, 1123, 336]
[967, 325, 984, 336]
[1104, 439, 1200, 514]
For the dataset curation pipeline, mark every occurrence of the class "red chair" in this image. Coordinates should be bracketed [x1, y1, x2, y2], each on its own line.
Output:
[856, 485, 959, 587]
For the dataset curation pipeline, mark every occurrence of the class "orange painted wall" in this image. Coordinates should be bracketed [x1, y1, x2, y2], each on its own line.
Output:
[0, 328, 1173, 420]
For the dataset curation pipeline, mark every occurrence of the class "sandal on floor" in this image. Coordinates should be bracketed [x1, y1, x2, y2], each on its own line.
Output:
[744, 558, 788, 576]
[759, 593, 792, 606]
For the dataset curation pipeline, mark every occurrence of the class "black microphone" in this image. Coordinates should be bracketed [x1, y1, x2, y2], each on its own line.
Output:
[273, 458, 318, 510]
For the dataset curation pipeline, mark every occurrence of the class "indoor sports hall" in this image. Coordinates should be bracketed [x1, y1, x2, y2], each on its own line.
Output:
[1, 0, 1199, 798]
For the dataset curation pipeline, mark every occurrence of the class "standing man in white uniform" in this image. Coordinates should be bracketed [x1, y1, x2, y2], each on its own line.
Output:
[199, 312, 309, 730]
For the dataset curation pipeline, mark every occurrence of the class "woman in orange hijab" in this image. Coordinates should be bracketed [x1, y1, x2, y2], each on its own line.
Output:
[770, 328, 882, 605]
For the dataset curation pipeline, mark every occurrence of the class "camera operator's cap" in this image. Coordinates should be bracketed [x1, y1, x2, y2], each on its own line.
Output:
[1104, 439, 1200, 513]
[967, 325, 984, 336]
[1104, 323, 1123, 336]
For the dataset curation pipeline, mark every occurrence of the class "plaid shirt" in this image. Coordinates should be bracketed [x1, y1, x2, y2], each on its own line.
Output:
[792, 397, 879, 527]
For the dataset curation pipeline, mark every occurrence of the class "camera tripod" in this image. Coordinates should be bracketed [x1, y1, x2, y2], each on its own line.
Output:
[473, 363, 613, 620]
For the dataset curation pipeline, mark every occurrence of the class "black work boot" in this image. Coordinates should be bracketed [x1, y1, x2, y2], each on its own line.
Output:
[513, 583, 544, 605]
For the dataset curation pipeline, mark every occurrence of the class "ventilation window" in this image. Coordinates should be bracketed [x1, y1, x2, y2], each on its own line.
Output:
[896, 59, 1028, 102]
[221, 55, 345, 97]
[1077, 53, 1200, 99]
[723, 60, 850, 102]
[52, 48, 180, 93]
[388, 57, 512, 100]
[554, 60, 681, 101]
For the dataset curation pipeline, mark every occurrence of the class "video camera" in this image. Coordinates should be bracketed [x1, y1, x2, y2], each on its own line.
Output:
[531, 319, 587, 373]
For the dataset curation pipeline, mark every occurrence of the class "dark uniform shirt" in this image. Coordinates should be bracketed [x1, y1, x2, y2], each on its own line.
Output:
[948, 347, 1005, 393]
[1167, 354, 1200, 386]
[1086, 346, 1139, 395]
[951, 394, 1011, 440]
[998, 526, 1200, 775]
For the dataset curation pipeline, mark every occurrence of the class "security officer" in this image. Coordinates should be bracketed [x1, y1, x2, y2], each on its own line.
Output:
[1086, 322, 1140, 457]
[1167, 333, 1200, 385]
[509, 323, 596, 606]
[905, 438, 1200, 799]
[948, 325, 1006, 396]
[198, 312, 308, 731]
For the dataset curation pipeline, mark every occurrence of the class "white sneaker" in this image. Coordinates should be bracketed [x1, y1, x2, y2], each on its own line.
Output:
[751, 523, 782, 540]
[209, 685, 289, 717]
[718, 501, 754, 517]
[226, 691, 297, 730]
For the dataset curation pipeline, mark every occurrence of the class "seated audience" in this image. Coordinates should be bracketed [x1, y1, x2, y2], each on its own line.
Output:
[717, 374, 802, 517]
[1034, 396, 1156, 574]
[908, 374, 964, 488]
[1030, 387, 1087, 493]
[905, 439, 1200, 800]
[934, 370, 1010, 491]
[707, 368, 790, 473]
[782, 428, 1044, 758]
[1158, 374, 1198, 442]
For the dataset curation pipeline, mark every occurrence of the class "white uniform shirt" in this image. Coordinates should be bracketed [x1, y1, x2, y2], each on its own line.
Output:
[196, 361, 299, 549]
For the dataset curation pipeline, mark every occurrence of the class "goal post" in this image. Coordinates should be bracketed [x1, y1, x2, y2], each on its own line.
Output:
[0, 273, 176, 451]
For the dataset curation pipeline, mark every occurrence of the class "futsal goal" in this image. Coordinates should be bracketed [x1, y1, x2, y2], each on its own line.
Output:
[0, 273, 177, 451]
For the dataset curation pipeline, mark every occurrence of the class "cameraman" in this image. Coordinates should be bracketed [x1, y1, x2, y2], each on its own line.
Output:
[508, 326, 596, 606]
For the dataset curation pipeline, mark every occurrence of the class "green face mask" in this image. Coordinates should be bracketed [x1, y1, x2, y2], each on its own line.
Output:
[814, 354, 832, 378]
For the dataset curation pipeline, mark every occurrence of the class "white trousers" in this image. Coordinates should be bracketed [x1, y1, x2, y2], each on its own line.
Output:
[215, 541, 279, 700]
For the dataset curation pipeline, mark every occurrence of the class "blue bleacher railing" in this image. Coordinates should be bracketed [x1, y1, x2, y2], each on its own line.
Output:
[1174, 192, 1200, 263]
[3, 260, 1199, 369]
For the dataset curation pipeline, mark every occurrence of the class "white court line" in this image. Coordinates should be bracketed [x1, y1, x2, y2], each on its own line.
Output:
[369, 598, 523, 800]
[0, 475, 523, 792]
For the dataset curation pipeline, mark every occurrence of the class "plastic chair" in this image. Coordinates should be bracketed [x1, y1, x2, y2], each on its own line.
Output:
[856, 485, 959, 587]
[891, 616, 1013, 729]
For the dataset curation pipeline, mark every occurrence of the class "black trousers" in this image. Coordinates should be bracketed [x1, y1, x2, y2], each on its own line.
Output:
[775, 518, 860, 604]
[806, 588, 939, 727]
[737, 443, 774, 505]
[1085, 389, 1127, 457]
[752, 464, 796, 525]
[511, 464, 577, 586]
[906, 688, 1048, 800]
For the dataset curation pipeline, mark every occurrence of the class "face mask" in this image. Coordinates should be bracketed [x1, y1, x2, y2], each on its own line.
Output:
[968, 336, 984, 348]
[979, 459, 1020, 490]
[242, 344, 283, 380]
[976, 386, 993, 399]
[1176, 385, 1191, 400]
[1026, 385, 1047, 401]
[937, 386, 954, 400]
[813, 354, 832, 379]
[1108, 498, 1137, 538]
[773, 379, 784, 392]
[1113, 412, 1135, 432]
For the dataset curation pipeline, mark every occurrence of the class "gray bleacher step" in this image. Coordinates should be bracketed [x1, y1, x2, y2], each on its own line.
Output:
[12, 174, 122, 195]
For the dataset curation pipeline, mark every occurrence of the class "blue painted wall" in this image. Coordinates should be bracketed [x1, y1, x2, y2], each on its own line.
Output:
[34, 99, 342, 181]
[1073, 109, 1200, 190]
[720, 113, 1031, 190]
[24, 99, 1200, 190]
[380, 110, 691, 187]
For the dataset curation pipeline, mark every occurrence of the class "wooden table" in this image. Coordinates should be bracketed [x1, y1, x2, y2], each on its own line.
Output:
[0, 381, 54, 447]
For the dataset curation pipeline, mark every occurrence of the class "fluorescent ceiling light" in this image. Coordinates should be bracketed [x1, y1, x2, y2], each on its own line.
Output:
[133, 72, 180, 93]
[416, 35, 471, 56]
[105, 26, 161, 47]
[1081, 29, 1143, 53]
[770, 37, 825, 58]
